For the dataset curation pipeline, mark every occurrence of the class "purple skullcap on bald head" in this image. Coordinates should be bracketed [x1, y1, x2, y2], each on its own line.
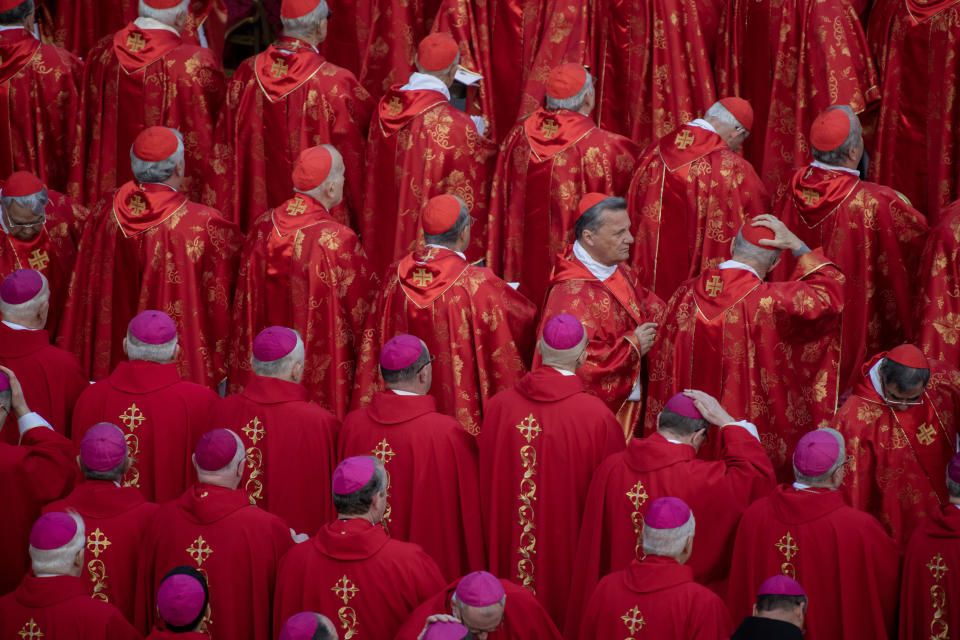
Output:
[80, 422, 127, 471]
[949, 453, 960, 484]
[194, 428, 240, 472]
[279, 612, 328, 640]
[0, 269, 44, 305]
[662, 393, 703, 419]
[455, 571, 505, 607]
[793, 429, 841, 477]
[645, 497, 692, 529]
[379, 334, 424, 371]
[757, 574, 806, 597]
[253, 326, 298, 361]
[128, 310, 177, 345]
[332, 456, 377, 495]
[423, 620, 471, 640]
[157, 573, 207, 627]
[542, 314, 586, 350]
[29, 512, 78, 550]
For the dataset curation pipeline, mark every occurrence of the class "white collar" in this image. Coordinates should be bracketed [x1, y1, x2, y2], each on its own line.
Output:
[2, 320, 37, 331]
[718, 259, 761, 281]
[687, 118, 717, 134]
[810, 159, 860, 177]
[572, 241, 617, 282]
[277, 37, 318, 54]
[400, 72, 451, 101]
[869, 359, 885, 399]
[0, 25, 28, 32]
[425, 243, 465, 260]
[390, 389, 421, 396]
[793, 481, 836, 492]
[549, 366, 576, 377]
[133, 17, 180, 36]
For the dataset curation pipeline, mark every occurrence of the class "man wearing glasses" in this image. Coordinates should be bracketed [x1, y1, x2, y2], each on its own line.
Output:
[832, 344, 958, 545]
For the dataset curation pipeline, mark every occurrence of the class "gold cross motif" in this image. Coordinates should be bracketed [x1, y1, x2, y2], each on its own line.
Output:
[776, 531, 798, 561]
[242, 417, 265, 445]
[540, 118, 559, 138]
[271, 58, 289, 78]
[125, 32, 146, 52]
[626, 481, 648, 510]
[411, 267, 433, 287]
[119, 403, 145, 431]
[286, 198, 307, 216]
[705, 275, 724, 297]
[917, 423, 936, 446]
[675, 129, 695, 149]
[801, 188, 820, 206]
[86, 528, 112, 558]
[621, 605, 646, 634]
[28, 249, 49, 271]
[387, 96, 403, 116]
[18, 619, 43, 639]
[372, 438, 395, 463]
[128, 194, 147, 216]
[187, 535, 213, 567]
[515, 414, 542, 443]
[928, 553, 949, 581]
[331, 574, 359, 604]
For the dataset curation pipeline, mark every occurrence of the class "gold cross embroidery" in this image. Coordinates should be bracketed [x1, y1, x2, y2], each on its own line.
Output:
[411, 267, 433, 287]
[286, 198, 307, 216]
[705, 275, 724, 297]
[540, 118, 559, 138]
[331, 575, 359, 604]
[28, 249, 49, 271]
[917, 423, 936, 446]
[271, 58, 289, 78]
[515, 414, 542, 443]
[18, 619, 43, 639]
[801, 188, 820, 206]
[187, 535, 213, 566]
[621, 605, 646, 634]
[119, 403, 145, 431]
[128, 194, 147, 216]
[776, 531, 797, 561]
[626, 481, 648, 510]
[125, 32, 146, 53]
[86, 528, 112, 558]
[928, 553, 949, 581]
[242, 417, 265, 445]
[675, 129, 695, 149]
[372, 438, 395, 463]
[387, 96, 403, 116]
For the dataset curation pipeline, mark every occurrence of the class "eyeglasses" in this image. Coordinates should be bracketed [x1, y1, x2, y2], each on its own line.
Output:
[462, 619, 504, 635]
[7, 215, 44, 230]
[416, 355, 436, 373]
[880, 378, 924, 406]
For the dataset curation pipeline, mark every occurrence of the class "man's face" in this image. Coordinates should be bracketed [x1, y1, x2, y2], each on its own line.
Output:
[583, 208, 633, 266]
[329, 161, 346, 207]
[456, 601, 504, 639]
[3, 201, 45, 241]
[881, 378, 925, 412]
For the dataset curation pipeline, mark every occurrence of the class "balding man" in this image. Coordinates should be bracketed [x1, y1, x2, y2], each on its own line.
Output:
[136, 428, 293, 640]
[731, 575, 807, 640]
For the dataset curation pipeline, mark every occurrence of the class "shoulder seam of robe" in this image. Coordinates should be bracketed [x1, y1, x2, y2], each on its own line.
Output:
[254, 56, 325, 103]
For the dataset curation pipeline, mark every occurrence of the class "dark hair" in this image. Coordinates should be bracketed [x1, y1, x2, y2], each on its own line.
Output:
[756, 594, 807, 614]
[574, 197, 627, 241]
[658, 409, 709, 436]
[159, 566, 209, 633]
[80, 459, 126, 483]
[879, 358, 930, 391]
[0, 0, 33, 25]
[380, 346, 430, 385]
[333, 463, 387, 516]
[423, 202, 471, 246]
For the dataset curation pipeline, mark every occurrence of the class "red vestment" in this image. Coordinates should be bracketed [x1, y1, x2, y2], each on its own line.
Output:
[338, 391, 483, 580]
[360, 86, 497, 274]
[832, 355, 959, 544]
[273, 518, 447, 640]
[71, 23, 225, 205]
[0, 29, 81, 192]
[0, 574, 140, 639]
[919, 199, 960, 362]
[215, 374, 340, 534]
[899, 504, 960, 639]
[71, 361, 219, 503]
[43, 480, 159, 623]
[486, 109, 640, 304]
[208, 37, 374, 230]
[565, 427, 774, 634]
[228, 194, 378, 418]
[352, 246, 536, 434]
[0, 427, 78, 595]
[136, 484, 293, 640]
[478, 368, 624, 625]
[395, 577, 563, 640]
[182, 0, 228, 67]
[627, 123, 769, 301]
[58, 182, 242, 387]
[727, 485, 900, 640]
[359, 0, 442, 98]
[644, 250, 844, 480]
[578, 555, 733, 640]
[317, 0, 370, 77]
[51, 0, 136, 57]
[715, 0, 880, 190]
[537, 246, 665, 437]
[147, 630, 208, 639]
[775, 166, 928, 391]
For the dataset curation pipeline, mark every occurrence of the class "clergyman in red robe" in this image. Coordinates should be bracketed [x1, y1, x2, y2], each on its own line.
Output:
[136, 429, 294, 640]
[339, 334, 484, 580]
[273, 456, 447, 640]
[918, 198, 960, 363]
[727, 429, 901, 640]
[486, 64, 640, 305]
[479, 314, 624, 626]
[359, 0, 440, 98]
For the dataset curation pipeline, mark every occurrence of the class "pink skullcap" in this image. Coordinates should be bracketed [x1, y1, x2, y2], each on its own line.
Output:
[128, 310, 177, 345]
[253, 326, 298, 362]
[3, 171, 45, 197]
[949, 453, 960, 484]
[542, 314, 585, 350]
[0, 371, 9, 392]
[577, 192, 609, 217]
[757, 574, 806, 597]
[0, 269, 44, 305]
[379, 334, 424, 371]
[662, 393, 703, 420]
[793, 430, 841, 477]
[645, 497, 692, 529]
[454, 571, 505, 607]
[29, 512, 78, 550]
[886, 344, 929, 370]
[423, 620, 471, 640]
[80, 423, 127, 472]
[279, 612, 327, 640]
[333, 456, 376, 495]
[132, 126, 179, 162]
[194, 428, 240, 472]
[157, 573, 207, 627]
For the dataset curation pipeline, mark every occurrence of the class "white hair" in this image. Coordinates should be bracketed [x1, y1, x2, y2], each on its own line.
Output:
[0, 274, 49, 320]
[415, 52, 461, 78]
[793, 428, 846, 486]
[30, 512, 85, 575]
[811, 105, 862, 165]
[130, 129, 185, 183]
[1, 188, 48, 217]
[251, 333, 306, 377]
[196, 430, 244, 475]
[545, 73, 594, 112]
[642, 513, 696, 558]
[451, 593, 507, 612]
[137, 0, 189, 24]
[293, 145, 344, 200]
[280, 0, 330, 36]
[705, 102, 745, 131]
[126, 332, 178, 363]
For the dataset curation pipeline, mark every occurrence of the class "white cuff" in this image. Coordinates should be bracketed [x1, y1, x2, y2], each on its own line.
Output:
[18, 412, 52, 436]
[722, 419, 760, 441]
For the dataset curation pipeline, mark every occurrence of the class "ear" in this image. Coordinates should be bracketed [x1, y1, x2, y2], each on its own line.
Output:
[122, 337, 129, 357]
[173, 344, 182, 361]
[318, 18, 328, 42]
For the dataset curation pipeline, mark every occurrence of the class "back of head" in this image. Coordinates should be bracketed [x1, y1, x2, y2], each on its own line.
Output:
[879, 345, 931, 391]
[574, 195, 627, 242]
[126, 309, 178, 363]
[332, 456, 387, 516]
[422, 194, 470, 248]
[79, 422, 129, 482]
[657, 393, 708, 437]
[193, 428, 244, 488]
[452, 571, 507, 630]
[130, 126, 185, 184]
[415, 33, 460, 79]
[538, 314, 588, 370]
[29, 511, 85, 576]
[292, 144, 343, 205]
[754, 574, 807, 626]
[730, 225, 780, 271]
[792, 428, 845, 486]
[378, 334, 430, 386]
[279, 612, 338, 640]
[0, 268, 49, 327]
[641, 497, 695, 559]
[156, 566, 209, 633]
[704, 98, 753, 133]
[138, 0, 190, 26]
[422, 620, 470, 640]
[1, 171, 48, 233]
[544, 63, 593, 112]
[810, 105, 862, 166]
[280, 0, 330, 38]
[251, 326, 305, 379]
[0, 0, 34, 26]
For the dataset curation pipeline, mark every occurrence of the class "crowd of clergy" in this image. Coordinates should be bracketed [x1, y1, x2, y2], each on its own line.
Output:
[1, 0, 960, 637]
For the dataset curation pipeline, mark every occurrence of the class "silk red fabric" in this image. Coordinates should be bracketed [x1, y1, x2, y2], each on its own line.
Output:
[359, 0, 442, 98]
[317, 0, 371, 77]
[51, 0, 136, 56]
[338, 391, 484, 580]
[917, 199, 960, 363]
[899, 504, 960, 639]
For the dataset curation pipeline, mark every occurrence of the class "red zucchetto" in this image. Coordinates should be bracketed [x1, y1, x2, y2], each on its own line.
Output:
[577, 192, 610, 217]
[885, 344, 929, 370]
[546, 63, 588, 100]
[132, 126, 179, 162]
[719, 96, 754, 131]
[3, 171, 44, 197]
[292, 146, 333, 192]
[810, 109, 852, 152]
[417, 34, 459, 72]
[422, 194, 461, 235]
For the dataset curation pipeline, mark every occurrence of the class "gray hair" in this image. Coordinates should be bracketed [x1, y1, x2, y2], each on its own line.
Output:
[423, 195, 470, 246]
[281, 0, 331, 37]
[811, 106, 862, 166]
[126, 332, 178, 363]
[451, 593, 507, 611]
[731, 230, 780, 269]
[80, 458, 127, 483]
[642, 513, 696, 558]
[196, 430, 244, 474]
[333, 457, 387, 516]
[947, 473, 960, 499]
[293, 145, 344, 200]
[415, 52, 461, 78]
[0, 389, 11, 414]
[879, 356, 930, 390]
[545, 74, 594, 112]
[0, 0, 34, 26]
[251, 333, 305, 377]
[794, 428, 846, 486]
[574, 196, 627, 241]
[130, 129, 185, 183]
[0, 273, 49, 320]
[30, 511, 85, 575]
[138, 0, 189, 23]
[1, 188, 48, 217]
[705, 101, 746, 131]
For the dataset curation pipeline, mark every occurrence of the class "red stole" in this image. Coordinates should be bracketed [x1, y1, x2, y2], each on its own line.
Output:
[906, 0, 960, 22]
[270, 193, 331, 238]
[13, 573, 89, 607]
[550, 248, 645, 326]
[377, 87, 448, 137]
[254, 37, 326, 102]
[789, 165, 860, 234]
[0, 28, 40, 84]
[113, 181, 187, 237]
[398, 246, 470, 309]
[523, 108, 595, 161]
[658, 124, 728, 174]
[313, 518, 391, 559]
[112, 24, 181, 73]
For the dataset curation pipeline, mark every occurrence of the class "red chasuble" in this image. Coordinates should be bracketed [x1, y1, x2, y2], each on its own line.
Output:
[832, 355, 959, 544]
[899, 504, 960, 639]
[715, 0, 880, 191]
[918, 199, 960, 363]
[317, 0, 370, 77]
[215, 374, 340, 535]
[136, 484, 293, 640]
[352, 246, 536, 435]
[869, 0, 960, 223]
[0, 428, 78, 595]
[478, 368, 624, 625]
[43, 480, 159, 623]
[644, 251, 844, 480]
[273, 518, 447, 640]
[775, 165, 928, 391]
[147, 630, 208, 639]
[627, 123, 768, 301]
[208, 37, 374, 230]
[182, 0, 228, 67]
[51, 0, 136, 57]
[70, 23, 225, 205]
[0, 574, 140, 639]
[727, 485, 900, 640]
[395, 576, 563, 640]
[71, 361, 219, 503]
[578, 556, 733, 640]
[487, 109, 640, 304]
[565, 427, 774, 634]
[58, 182, 242, 388]
[228, 193, 378, 418]
[0, 323, 87, 444]
[338, 391, 484, 580]
[359, 0, 441, 97]
[0, 29, 81, 192]
[360, 87, 497, 274]
[537, 247, 665, 437]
